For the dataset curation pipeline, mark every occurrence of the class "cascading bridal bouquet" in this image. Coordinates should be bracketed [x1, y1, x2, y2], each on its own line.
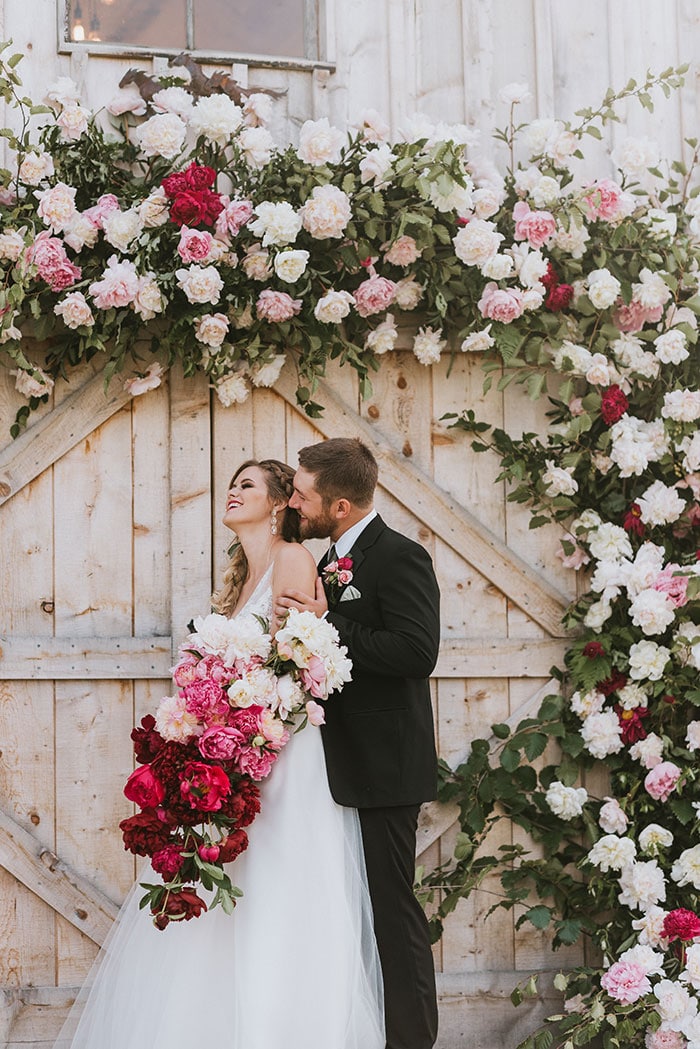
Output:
[120, 608, 352, 929]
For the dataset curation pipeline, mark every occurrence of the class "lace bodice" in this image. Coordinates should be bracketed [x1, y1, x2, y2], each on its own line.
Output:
[236, 564, 273, 622]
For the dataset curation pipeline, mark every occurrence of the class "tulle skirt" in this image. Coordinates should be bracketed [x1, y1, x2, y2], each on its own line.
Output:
[55, 725, 385, 1049]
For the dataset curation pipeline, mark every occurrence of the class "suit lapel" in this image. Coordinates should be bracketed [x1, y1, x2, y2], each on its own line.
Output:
[319, 515, 386, 606]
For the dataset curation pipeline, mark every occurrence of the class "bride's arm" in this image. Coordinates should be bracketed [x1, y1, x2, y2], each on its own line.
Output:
[271, 543, 317, 634]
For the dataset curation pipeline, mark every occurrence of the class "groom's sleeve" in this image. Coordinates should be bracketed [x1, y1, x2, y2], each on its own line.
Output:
[326, 541, 440, 679]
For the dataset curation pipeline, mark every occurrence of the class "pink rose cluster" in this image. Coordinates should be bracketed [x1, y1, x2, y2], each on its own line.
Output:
[27, 231, 81, 291]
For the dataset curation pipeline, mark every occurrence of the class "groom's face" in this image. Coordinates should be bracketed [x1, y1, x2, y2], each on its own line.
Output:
[290, 467, 338, 540]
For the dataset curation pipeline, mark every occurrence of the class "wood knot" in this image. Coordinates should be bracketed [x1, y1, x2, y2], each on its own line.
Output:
[402, 440, 413, 457]
[75, 908, 88, 921]
[0, 481, 11, 498]
[29, 811, 40, 826]
[367, 405, 380, 419]
[40, 848, 59, 872]
[397, 375, 407, 389]
[41, 600, 55, 614]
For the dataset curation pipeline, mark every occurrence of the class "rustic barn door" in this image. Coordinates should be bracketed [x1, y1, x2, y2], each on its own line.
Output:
[0, 353, 576, 1046]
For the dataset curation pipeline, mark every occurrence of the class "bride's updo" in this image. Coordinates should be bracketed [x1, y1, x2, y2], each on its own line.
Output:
[211, 458, 300, 616]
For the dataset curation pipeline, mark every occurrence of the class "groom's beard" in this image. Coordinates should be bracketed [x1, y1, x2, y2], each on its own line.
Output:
[297, 505, 336, 541]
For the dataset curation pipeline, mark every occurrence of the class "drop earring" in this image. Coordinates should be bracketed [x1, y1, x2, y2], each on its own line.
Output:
[270, 509, 278, 535]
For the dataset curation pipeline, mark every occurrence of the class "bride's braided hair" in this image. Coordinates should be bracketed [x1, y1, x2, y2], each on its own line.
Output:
[211, 459, 300, 616]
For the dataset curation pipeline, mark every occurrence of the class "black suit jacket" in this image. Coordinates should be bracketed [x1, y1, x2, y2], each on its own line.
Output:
[320, 515, 440, 808]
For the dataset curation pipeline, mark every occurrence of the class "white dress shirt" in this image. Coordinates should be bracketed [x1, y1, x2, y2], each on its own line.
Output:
[332, 508, 377, 559]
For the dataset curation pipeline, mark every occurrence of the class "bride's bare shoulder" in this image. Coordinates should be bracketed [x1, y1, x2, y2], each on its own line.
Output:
[273, 541, 316, 572]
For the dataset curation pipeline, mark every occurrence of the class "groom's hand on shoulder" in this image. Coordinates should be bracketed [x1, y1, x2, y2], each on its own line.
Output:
[274, 577, 328, 620]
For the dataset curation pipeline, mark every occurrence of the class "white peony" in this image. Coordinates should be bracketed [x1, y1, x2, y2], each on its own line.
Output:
[428, 178, 474, 216]
[580, 710, 623, 759]
[480, 254, 514, 280]
[617, 683, 649, 710]
[314, 289, 355, 324]
[299, 184, 352, 239]
[413, 327, 445, 365]
[545, 781, 587, 820]
[54, 291, 94, 329]
[628, 640, 671, 681]
[135, 112, 187, 159]
[612, 137, 661, 178]
[297, 117, 345, 166]
[587, 834, 636, 872]
[103, 208, 143, 253]
[618, 944, 665, 977]
[654, 329, 689, 365]
[452, 220, 503, 267]
[359, 143, 394, 185]
[190, 95, 243, 145]
[63, 213, 99, 252]
[542, 460, 578, 497]
[686, 721, 700, 751]
[243, 92, 274, 127]
[584, 599, 614, 631]
[56, 104, 90, 142]
[637, 480, 686, 527]
[249, 201, 302, 247]
[662, 389, 700, 422]
[366, 314, 398, 355]
[653, 979, 698, 1033]
[0, 229, 25, 261]
[194, 313, 229, 348]
[644, 208, 677, 240]
[626, 543, 666, 598]
[273, 249, 310, 283]
[618, 860, 666, 910]
[589, 559, 630, 603]
[152, 86, 194, 120]
[44, 76, 81, 108]
[241, 245, 271, 281]
[629, 588, 677, 636]
[632, 905, 668, 948]
[639, 824, 674, 854]
[679, 432, 700, 473]
[633, 268, 672, 310]
[215, 374, 250, 407]
[250, 355, 286, 388]
[35, 182, 77, 233]
[176, 265, 224, 305]
[553, 222, 590, 258]
[587, 268, 621, 309]
[671, 845, 700, 890]
[681, 943, 700, 991]
[585, 352, 619, 386]
[572, 509, 603, 534]
[515, 247, 548, 288]
[598, 797, 629, 834]
[239, 126, 274, 169]
[674, 621, 700, 671]
[551, 341, 593, 375]
[499, 82, 532, 105]
[18, 149, 54, 185]
[134, 275, 165, 320]
[629, 733, 665, 769]
[588, 523, 633, 563]
[461, 327, 495, 353]
[137, 187, 170, 228]
[394, 276, 424, 310]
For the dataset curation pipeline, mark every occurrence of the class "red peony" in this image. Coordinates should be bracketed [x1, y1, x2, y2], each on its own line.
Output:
[541, 262, 559, 290]
[220, 778, 261, 825]
[124, 763, 166, 809]
[218, 828, 249, 863]
[120, 811, 173, 856]
[598, 671, 628, 697]
[545, 283, 574, 312]
[179, 761, 231, 812]
[583, 641, 606, 659]
[337, 556, 354, 571]
[623, 502, 645, 538]
[615, 704, 649, 745]
[162, 162, 216, 198]
[662, 909, 700, 943]
[152, 888, 207, 929]
[601, 384, 629, 425]
[131, 714, 165, 764]
[169, 190, 211, 227]
[151, 843, 185, 878]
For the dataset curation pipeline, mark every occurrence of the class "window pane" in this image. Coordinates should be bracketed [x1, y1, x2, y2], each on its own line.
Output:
[68, 0, 187, 49]
[194, 0, 308, 58]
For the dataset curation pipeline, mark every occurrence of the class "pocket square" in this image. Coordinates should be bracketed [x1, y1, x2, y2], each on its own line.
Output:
[339, 585, 361, 602]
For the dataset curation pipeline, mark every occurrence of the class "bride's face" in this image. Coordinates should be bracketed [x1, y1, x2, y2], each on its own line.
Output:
[223, 466, 275, 532]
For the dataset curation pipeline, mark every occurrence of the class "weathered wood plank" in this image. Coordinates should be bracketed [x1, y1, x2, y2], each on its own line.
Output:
[275, 368, 569, 636]
[0, 372, 131, 507]
[0, 808, 118, 945]
[0, 637, 172, 679]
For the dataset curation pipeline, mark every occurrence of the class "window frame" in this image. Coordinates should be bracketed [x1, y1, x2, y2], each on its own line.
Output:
[57, 0, 335, 72]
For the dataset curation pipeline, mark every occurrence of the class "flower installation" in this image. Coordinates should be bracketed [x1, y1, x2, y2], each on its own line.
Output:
[121, 608, 351, 928]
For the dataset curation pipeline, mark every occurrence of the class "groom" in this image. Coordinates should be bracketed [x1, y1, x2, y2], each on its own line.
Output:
[277, 437, 441, 1049]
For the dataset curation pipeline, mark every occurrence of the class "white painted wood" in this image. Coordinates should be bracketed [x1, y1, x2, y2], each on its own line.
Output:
[0, 636, 172, 678]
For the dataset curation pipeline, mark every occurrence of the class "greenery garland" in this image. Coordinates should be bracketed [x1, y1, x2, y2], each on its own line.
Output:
[3, 42, 700, 1049]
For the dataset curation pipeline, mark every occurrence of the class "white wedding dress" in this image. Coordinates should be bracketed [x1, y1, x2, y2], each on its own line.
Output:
[56, 568, 385, 1049]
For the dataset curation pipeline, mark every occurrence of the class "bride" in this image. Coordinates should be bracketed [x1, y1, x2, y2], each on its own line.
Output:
[56, 458, 385, 1049]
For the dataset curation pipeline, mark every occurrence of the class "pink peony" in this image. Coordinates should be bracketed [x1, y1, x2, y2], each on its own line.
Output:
[124, 763, 166, 809]
[384, 235, 420, 267]
[512, 201, 556, 248]
[305, 699, 326, 726]
[645, 1030, 686, 1049]
[195, 654, 230, 685]
[236, 747, 278, 779]
[653, 565, 689, 608]
[177, 225, 213, 262]
[354, 275, 396, 317]
[215, 196, 254, 239]
[172, 654, 199, 688]
[89, 255, 139, 308]
[256, 289, 302, 322]
[198, 843, 220, 863]
[83, 193, 120, 229]
[228, 705, 265, 740]
[27, 232, 81, 291]
[151, 843, 184, 878]
[182, 678, 227, 720]
[179, 761, 231, 811]
[583, 179, 625, 222]
[300, 655, 328, 699]
[613, 298, 664, 334]
[198, 725, 243, 760]
[600, 960, 651, 1004]
[478, 282, 524, 324]
[644, 761, 682, 802]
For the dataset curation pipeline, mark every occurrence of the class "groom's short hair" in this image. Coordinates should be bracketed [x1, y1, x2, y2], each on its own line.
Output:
[298, 438, 378, 507]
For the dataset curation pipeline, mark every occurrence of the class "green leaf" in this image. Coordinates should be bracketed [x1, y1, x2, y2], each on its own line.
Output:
[524, 905, 552, 930]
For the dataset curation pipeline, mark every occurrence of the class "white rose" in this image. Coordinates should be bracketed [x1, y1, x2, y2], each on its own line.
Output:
[580, 710, 623, 759]
[452, 220, 503, 267]
[628, 640, 671, 681]
[479, 254, 513, 280]
[654, 330, 688, 365]
[499, 82, 532, 105]
[0, 229, 25, 261]
[366, 314, 398, 355]
[632, 905, 668, 948]
[35, 182, 77, 233]
[637, 480, 686, 527]
[517, 248, 548, 288]
[612, 137, 661, 178]
[572, 509, 603, 534]
[653, 979, 697, 1032]
[250, 355, 286, 388]
[542, 460, 578, 497]
[151, 86, 194, 120]
[249, 201, 302, 247]
[359, 143, 394, 185]
[672, 845, 700, 890]
[589, 559, 629, 603]
[412, 327, 445, 366]
[587, 267, 621, 309]
[682, 944, 700, 992]
[297, 117, 345, 166]
[132, 275, 164, 320]
[570, 690, 605, 720]
[273, 249, 310, 283]
[56, 104, 90, 142]
[314, 289, 354, 324]
[103, 208, 143, 253]
[679, 432, 700, 473]
[553, 222, 590, 259]
[428, 178, 474, 216]
[547, 129, 577, 164]
[520, 285, 545, 311]
[14, 365, 54, 398]
[107, 83, 148, 117]
[45, 76, 81, 108]
[545, 781, 587, 820]
[585, 352, 619, 386]
[124, 361, 165, 396]
[638, 824, 674, 854]
[629, 733, 665, 769]
[136, 113, 187, 159]
[618, 859, 666, 910]
[137, 187, 170, 228]
[194, 312, 229, 348]
[239, 126, 274, 169]
[472, 185, 503, 219]
[394, 276, 423, 310]
[588, 523, 633, 562]
[633, 268, 672, 310]
[18, 150, 54, 185]
[63, 213, 99, 252]
[54, 291, 94, 329]
[175, 265, 224, 305]
[627, 545, 666, 599]
[629, 589, 676, 636]
[215, 374, 250, 407]
[618, 944, 665, 977]
[461, 327, 494, 353]
[551, 341, 593, 375]
[243, 92, 275, 127]
[584, 599, 614, 631]
[190, 95, 243, 145]
[587, 835, 636, 872]
[686, 722, 700, 751]
[617, 683, 649, 710]
[351, 108, 390, 143]
[675, 621, 700, 671]
[662, 389, 700, 422]
[644, 207, 677, 240]
[523, 118, 560, 156]
[241, 245, 271, 281]
[598, 797, 629, 834]
[299, 184, 352, 240]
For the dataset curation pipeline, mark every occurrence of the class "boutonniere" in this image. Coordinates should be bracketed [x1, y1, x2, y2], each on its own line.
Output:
[323, 556, 354, 602]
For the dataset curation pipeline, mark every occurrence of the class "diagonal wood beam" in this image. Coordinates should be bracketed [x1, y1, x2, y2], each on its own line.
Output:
[415, 678, 558, 857]
[275, 371, 570, 637]
[0, 807, 118, 944]
[0, 372, 131, 507]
